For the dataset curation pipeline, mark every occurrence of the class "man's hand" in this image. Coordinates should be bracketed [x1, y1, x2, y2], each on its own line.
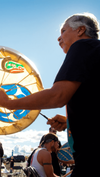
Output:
[47, 115, 67, 131]
[0, 88, 9, 107]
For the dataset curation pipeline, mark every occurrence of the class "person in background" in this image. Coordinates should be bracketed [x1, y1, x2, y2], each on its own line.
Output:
[49, 127, 57, 134]
[10, 156, 14, 173]
[39, 127, 61, 176]
[30, 133, 59, 177]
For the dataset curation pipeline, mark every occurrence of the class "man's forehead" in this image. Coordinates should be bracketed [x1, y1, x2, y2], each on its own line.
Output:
[61, 22, 70, 31]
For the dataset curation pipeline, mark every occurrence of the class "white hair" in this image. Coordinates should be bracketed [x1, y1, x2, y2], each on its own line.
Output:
[62, 13, 100, 39]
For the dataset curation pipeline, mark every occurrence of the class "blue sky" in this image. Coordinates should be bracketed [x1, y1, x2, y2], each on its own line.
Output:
[0, 0, 100, 156]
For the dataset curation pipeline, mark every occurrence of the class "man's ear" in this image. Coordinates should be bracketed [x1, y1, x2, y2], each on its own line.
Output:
[51, 140, 54, 146]
[77, 26, 86, 36]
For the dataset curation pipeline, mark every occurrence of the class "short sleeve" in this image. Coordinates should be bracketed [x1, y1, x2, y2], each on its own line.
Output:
[54, 40, 93, 83]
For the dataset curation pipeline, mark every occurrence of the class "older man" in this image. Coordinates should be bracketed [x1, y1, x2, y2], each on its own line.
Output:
[0, 13, 100, 176]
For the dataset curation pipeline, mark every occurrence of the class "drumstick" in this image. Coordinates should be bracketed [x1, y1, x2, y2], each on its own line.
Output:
[63, 170, 73, 177]
[40, 112, 48, 120]
[40, 112, 59, 123]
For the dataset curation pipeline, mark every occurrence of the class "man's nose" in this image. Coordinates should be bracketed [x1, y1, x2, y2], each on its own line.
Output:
[58, 35, 61, 42]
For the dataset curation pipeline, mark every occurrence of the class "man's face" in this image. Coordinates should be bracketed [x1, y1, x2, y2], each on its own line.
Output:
[51, 141, 59, 152]
[58, 22, 79, 53]
[54, 141, 59, 151]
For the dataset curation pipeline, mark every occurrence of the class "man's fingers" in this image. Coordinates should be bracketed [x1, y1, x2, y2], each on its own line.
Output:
[47, 115, 67, 131]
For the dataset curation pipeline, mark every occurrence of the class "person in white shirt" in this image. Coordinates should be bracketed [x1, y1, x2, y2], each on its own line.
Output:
[31, 133, 59, 177]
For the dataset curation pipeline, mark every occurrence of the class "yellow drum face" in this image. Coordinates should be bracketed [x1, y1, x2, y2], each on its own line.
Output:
[0, 46, 43, 135]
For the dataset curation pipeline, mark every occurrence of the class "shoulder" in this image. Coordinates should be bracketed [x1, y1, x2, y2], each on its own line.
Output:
[37, 148, 51, 165]
[44, 149, 50, 155]
[66, 38, 100, 64]
[72, 38, 100, 46]
[39, 148, 50, 156]
[69, 39, 100, 52]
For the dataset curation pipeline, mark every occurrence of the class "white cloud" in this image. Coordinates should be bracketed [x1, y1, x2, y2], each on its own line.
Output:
[57, 131, 68, 142]
[0, 129, 67, 156]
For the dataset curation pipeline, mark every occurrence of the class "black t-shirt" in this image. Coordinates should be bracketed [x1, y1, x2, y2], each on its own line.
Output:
[51, 152, 61, 176]
[54, 39, 100, 155]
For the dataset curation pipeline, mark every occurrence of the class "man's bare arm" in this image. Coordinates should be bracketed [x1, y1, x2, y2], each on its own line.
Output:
[0, 80, 81, 110]
[42, 151, 57, 177]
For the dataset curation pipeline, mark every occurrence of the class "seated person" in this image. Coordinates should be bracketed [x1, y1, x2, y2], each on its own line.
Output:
[39, 128, 61, 176]
[30, 133, 59, 177]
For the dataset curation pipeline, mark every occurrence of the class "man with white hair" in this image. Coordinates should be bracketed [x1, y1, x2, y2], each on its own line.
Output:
[0, 13, 100, 177]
